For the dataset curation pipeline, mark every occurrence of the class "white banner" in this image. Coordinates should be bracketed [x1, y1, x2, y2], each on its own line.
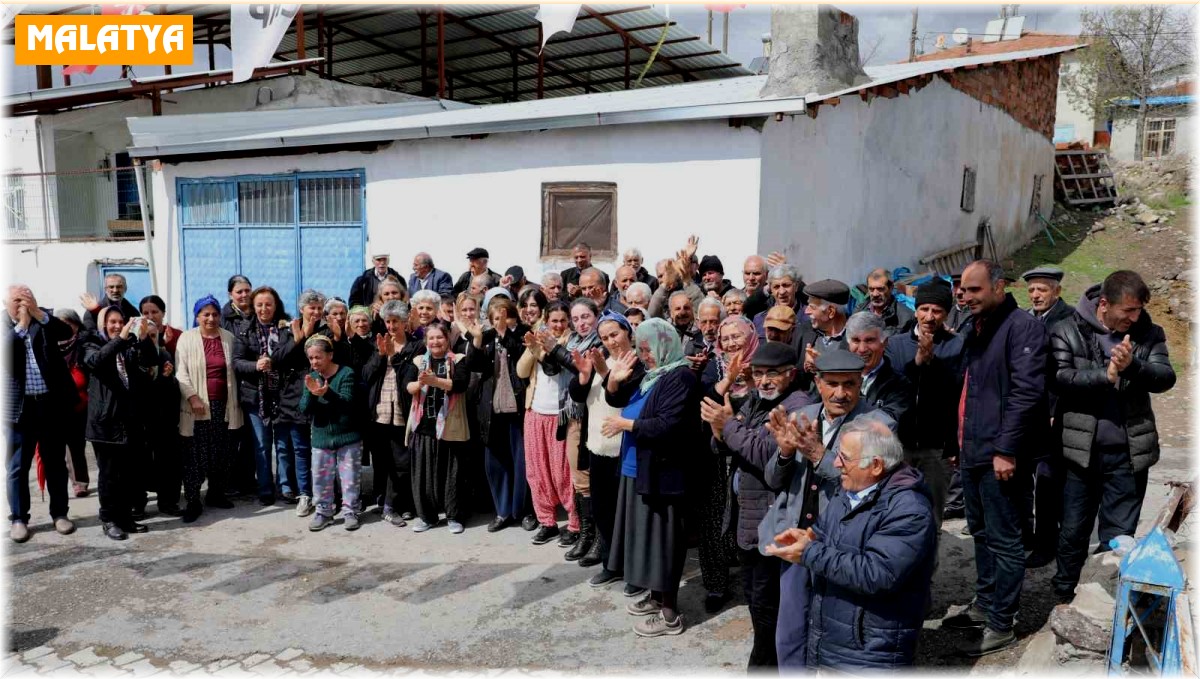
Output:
[231, 4, 300, 83]
[1, 4, 27, 29]
[535, 4, 582, 51]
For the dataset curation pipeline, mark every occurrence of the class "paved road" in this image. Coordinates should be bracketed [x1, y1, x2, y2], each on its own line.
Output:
[6, 448, 1193, 673]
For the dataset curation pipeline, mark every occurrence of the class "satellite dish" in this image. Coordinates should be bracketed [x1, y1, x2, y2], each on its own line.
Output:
[935, 34, 947, 50]
[952, 28, 970, 45]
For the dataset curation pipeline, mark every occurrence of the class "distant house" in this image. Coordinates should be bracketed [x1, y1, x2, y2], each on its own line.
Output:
[1108, 80, 1194, 162]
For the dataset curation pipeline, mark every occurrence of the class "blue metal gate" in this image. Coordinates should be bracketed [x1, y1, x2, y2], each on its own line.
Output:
[177, 171, 366, 316]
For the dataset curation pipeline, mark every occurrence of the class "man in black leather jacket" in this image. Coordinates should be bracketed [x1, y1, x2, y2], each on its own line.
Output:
[1048, 271, 1175, 603]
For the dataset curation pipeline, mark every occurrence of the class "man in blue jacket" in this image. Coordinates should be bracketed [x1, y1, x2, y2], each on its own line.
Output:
[407, 252, 453, 297]
[766, 418, 936, 670]
[942, 260, 1048, 657]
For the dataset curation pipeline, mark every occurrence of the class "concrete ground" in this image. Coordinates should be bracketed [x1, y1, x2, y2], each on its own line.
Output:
[5, 446, 1194, 674]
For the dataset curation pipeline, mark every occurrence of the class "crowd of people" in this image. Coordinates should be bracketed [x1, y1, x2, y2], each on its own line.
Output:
[4, 236, 1177, 670]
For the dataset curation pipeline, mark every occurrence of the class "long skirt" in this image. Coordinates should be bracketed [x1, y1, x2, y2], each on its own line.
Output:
[182, 398, 232, 504]
[608, 474, 686, 596]
[409, 431, 466, 524]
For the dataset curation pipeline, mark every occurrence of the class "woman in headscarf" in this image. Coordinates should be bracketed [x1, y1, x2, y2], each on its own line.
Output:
[174, 295, 244, 523]
[602, 317, 702, 638]
[541, 298, 603, 559]
[362, 300, 422, 526]
[81, 305, 160, 540]
[232, 286, 291, 506]
[474, 296, 530, 532]
[713, 316, 759, 406]
[403, 321, 471, 534]
[569, 310, 640, 581]
[301, 335, 365, 532]
[53, 308, 90, 498]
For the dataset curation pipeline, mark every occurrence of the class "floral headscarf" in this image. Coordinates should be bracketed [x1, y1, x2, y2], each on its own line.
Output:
[633, 318, 689, 395]
[714, 315, 758, 398]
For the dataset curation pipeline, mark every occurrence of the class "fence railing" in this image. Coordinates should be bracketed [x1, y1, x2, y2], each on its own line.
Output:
[3, 165, 155, 242]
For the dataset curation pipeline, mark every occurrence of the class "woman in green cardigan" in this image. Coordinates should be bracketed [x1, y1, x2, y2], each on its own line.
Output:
[300, 335, 363, 532]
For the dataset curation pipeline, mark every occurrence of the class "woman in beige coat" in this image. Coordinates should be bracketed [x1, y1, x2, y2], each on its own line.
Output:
[175, 295, 243, 523]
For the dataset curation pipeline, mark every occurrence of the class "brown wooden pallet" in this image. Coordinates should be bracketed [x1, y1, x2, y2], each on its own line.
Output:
[1054, 150, 1118, 207]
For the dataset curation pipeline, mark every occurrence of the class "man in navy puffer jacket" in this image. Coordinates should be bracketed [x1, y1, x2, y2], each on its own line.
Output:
[766, 417, 936, 670]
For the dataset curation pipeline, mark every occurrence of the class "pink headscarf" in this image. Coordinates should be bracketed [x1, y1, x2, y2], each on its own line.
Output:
[715, 316, 758, 397]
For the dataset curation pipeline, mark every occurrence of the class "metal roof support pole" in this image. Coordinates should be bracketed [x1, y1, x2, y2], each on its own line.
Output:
[295, 10, 306, 75]
[420, 12, 428, 95]
[437, 8, 446, 99]
[624, 35, 631, 89]
[511, 49, 519, 101]
[35, 66, 51, 90]
[62, 68, 71, 87]
[326, 23, 334, 78]
[537, 24, 544, 99]
[151, 89, 162, 116]
[132, 158, 159, 298]
[207, 25, 216, 71]
[317, 9, 325, 78]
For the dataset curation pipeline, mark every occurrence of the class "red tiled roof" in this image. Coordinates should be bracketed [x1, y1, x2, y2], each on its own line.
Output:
[910, 32, 1085, 63]
[1157, 80, 1194, 96]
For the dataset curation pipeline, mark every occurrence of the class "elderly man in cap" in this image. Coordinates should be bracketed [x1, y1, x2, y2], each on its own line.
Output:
[702, 341, 815, 669]
[763, 306, 798, 347]
[865, 268, 915, 337]
[795, 279, 850, 391]
[767, 418, 936, 670]
[561, 243, 608, 299]
[1021, 265, 1075, 567]
[453, 247, 502, 296]
[942, 259, 1048, 657]
[350, 254, 404, 308]
[699, 255, 734, 299]
[759, 348, 896, 668]
[885, 277, 966, 527]
[408, 252, 453, 297]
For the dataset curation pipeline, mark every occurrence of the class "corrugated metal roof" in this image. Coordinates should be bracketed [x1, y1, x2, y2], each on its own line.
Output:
[128, 44, 1079, 158]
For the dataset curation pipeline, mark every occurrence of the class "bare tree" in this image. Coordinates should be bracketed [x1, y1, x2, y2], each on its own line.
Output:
[859, 32, 886, 67]
[1061, 6, 1193, 160]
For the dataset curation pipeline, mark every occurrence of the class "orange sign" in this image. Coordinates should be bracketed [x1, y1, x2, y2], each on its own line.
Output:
[14, 15, 193, 66]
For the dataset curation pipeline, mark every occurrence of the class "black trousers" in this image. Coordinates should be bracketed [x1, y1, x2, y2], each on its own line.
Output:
[234, 424, 258, 494]
[698, 455, 738, 595]
[65, 409, 89, 486]
[1030, 458, 1063, 554]
[740, 547, 781, 669]
[1052, 445, 1148, 597]
[366, 423, 414, 514]
[6, 395, 69, 524]
[149, 429, 183, 509]
[94, 442, 133, 526]
[410, 432, 466, 523]
[589, 453, 622, 566]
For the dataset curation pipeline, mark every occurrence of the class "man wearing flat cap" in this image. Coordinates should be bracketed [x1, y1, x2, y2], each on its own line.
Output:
[349, 253, 405, 308]
[884, 277, 966, 527]
[699, 255, 735, 299]
[758, 348, 896, 669]
[796, 279, 851, 391]
[701, 341, 815, 668]
[453, 247, 502, 296]
[1023, 266, 1074, 327]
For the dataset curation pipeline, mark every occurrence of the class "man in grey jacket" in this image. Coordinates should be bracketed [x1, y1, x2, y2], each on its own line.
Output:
[756, 349, 895, 670]
[1049, 271, 1175, 603]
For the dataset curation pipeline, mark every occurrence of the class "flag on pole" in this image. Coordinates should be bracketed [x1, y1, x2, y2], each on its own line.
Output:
[232, 4, 300, 83]
[63, 5, 150, 77]
[535, 4, 582, 51]
[1, 4, 27, 30]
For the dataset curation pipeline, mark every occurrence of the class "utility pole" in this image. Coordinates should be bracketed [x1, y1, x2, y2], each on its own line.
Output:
[707, 9, 713, 44]
[908, 7, 918, 62]
[723, 11, 730, 54]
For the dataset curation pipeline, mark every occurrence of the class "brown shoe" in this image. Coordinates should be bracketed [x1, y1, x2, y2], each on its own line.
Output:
[53, 517, 76, 535]
[10, 522, 29, 543]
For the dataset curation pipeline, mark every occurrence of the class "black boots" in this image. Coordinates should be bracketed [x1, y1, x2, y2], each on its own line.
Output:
[566, 493, 595, 563]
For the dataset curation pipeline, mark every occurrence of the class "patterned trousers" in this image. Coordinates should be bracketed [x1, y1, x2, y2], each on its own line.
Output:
[313, 441, 363, 518]
[523, 412, 578, 531]
[182, 398, 232, 505]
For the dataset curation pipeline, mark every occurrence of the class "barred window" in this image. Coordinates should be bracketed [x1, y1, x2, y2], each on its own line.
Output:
[299, 176, 362, 224]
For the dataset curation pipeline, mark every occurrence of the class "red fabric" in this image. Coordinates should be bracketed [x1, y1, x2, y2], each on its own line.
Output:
[162, 325, 182, 359]
[69, 363, 88, 413]
[203, 336, 227, 402]
[523, 412, 578, 531]
[958, 368, 968, 451]
[64, 5, 148, 76]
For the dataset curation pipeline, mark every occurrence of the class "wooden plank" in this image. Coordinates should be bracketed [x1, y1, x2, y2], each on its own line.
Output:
[1058, 172, 1115, 181]
[1065, 196, 1118, 205]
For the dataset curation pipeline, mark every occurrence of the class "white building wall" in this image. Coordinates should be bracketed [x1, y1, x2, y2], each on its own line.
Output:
[148, 121, 762, 327]
[1054, 52, 1102, 144]
[5, 239, 151, 313]
[757, 77, 1054, 283]
[1110, 109, 1195, 162]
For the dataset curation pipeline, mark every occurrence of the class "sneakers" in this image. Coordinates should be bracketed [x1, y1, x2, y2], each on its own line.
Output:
[343, 513, 361, 532]
[623, 583, 647, 598]
[53, 517, 76, 535]
[381, 509, 407, 527]
[942, 603, 988, 630]
[589, 569, 622, 588]
[626, 595, 663, 617]
[309, 513, 335, 532]
[296, 496, 314, 518]
[400, 511, 416, 521]
[959, 627, 1017, 657]
[558, 529, 580, 548]
[532, 524, 561, 545]
[447, 520, 465, 534]
[634, 612, 684, 638]
[280, 491, 299, 505]
[10, 522, 29, 543]
[411, 518, 433, 533]
[487, 516, 510, 533]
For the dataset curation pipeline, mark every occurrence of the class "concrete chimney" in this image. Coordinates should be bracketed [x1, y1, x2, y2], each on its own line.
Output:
[759, 5, 870, 99]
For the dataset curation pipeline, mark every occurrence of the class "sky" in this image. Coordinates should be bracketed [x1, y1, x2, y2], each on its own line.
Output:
[2, 4, 1089, 94]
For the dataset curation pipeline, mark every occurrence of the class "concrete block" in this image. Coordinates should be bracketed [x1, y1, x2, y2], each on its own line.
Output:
[111, 653, 144, 667]
[205, 659, 238, 673]
[64, 648, 106, 668]
[240, 655, 271, 668]
[1071, 582, 1116, 624]
[21, 648, 54, 662]
[168, 661, 202, 674]
[1017, 629, 1057, 674]
[118, 659, 159, 676]
[31, 656, 70, 674]
[274, 650, 303, 663]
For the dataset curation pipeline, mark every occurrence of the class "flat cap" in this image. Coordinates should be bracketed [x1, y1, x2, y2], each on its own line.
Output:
[466, 247, 489, 259]
[371, 253, 389, 260]
[804, 279, 850, 306]
[751, 341, 798, 367]
[1021, 265, 1065, 283]
[814, 348, 865, 374]
[699, 255, 724, 275]
[764, 304, 796, 331]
